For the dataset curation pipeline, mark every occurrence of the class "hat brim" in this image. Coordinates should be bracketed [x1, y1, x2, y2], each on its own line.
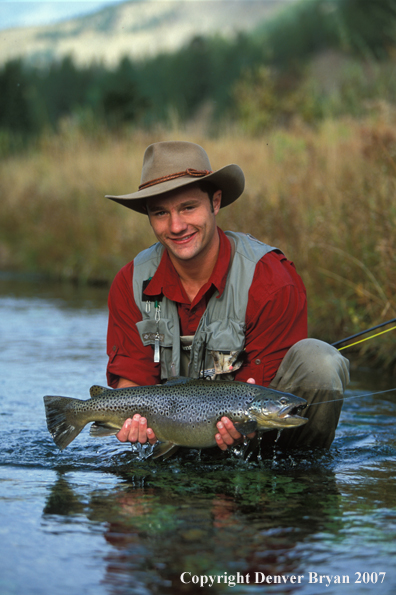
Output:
[105, 164, 245, 214]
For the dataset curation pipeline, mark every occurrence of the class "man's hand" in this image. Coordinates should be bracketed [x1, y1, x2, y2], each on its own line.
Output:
[115, 377, 256, 449]
[115, 378, 157, 445]
[215, 377, 256, 450]
[116, 414, 157, 445]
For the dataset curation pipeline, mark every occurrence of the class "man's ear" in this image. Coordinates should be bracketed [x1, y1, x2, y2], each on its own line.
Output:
[213, 190, 222, 215]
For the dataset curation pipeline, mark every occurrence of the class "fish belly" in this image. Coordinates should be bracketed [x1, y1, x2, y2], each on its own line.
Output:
[149, 418, 218, 448]
[83, 391, 244, 449]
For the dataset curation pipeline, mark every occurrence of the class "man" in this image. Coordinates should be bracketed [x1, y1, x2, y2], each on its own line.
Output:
[105, 141, 349, 455]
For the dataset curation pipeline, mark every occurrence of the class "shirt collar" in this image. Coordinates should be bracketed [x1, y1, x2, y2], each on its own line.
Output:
[143, 227, 231, 306]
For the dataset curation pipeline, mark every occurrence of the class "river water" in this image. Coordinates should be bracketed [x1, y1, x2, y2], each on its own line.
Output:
[0, 274, 395, 595]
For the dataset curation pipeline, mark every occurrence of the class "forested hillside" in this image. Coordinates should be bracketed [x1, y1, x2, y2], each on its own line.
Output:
[1, 0, 395, 144]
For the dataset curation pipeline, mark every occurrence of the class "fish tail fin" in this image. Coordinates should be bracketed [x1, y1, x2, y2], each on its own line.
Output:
[43, 395, 86, 450]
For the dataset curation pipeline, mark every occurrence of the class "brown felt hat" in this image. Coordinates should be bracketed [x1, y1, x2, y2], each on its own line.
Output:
[105, 141, 245, 214]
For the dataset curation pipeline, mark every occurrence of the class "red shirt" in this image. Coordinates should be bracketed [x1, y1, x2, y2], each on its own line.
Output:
[107, 228, 307, 387]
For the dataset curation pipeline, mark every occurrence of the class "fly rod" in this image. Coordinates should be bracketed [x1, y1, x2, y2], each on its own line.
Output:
[332, 318, 396, 351]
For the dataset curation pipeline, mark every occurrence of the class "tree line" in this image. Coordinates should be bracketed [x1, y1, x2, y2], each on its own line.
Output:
[1, 0, 395, 142]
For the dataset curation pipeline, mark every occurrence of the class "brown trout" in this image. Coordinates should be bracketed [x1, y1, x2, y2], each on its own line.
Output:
[43, 376, 308, 458]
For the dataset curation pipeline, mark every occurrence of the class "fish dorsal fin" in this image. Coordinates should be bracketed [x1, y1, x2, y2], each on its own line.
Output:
[164, 376, 193, 386]
[89, 385, 108, 398]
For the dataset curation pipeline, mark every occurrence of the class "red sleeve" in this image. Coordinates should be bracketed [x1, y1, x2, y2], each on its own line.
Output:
[234, 251, 307, 386]
[106, 261, 161, 387]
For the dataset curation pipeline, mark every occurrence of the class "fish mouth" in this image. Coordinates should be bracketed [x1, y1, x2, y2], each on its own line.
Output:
[278, 403, 307, 420]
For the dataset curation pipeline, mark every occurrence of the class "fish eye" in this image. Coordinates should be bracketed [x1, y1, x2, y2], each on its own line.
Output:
[280, 398, 288, 405]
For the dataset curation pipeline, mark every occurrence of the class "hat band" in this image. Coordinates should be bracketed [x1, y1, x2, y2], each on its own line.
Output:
[139, 168, 213, 191]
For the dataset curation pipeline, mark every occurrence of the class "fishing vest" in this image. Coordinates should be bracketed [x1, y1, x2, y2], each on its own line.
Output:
[133, 231, 276, 381]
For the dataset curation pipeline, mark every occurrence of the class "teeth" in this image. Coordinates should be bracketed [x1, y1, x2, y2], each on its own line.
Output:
[173, 234, 193, 241]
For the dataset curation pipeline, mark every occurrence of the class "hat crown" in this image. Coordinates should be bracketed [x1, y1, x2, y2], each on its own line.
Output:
[141, 141, 212, 185]
[105, 140, 245, 214]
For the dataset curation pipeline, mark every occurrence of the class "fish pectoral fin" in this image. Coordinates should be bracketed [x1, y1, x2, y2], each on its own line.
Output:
[89, 385, 109, 398]
[152, 441, 179, 459]
[233, 420, 257, 435]
[90, 422, 121, 437]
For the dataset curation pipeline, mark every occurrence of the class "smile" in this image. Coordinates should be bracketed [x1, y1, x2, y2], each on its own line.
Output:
[170, 232, 197, 244]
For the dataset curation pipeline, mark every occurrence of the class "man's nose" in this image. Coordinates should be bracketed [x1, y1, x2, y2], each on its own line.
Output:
[169, 212, 187, 234]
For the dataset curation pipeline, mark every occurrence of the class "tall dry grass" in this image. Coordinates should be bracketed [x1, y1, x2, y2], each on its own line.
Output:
[1, 116, 396, 371]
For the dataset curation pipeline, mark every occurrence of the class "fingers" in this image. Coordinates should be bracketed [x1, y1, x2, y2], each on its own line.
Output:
[146, 427, 157, 445]
[215, 417, 242, 451]
[247, 377, 256, 384]
[116, 418, 133, 442]
[116, 414, 157, 445]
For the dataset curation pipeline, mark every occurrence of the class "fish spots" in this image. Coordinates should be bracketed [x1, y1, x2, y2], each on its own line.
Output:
[81, 381, 288, 433]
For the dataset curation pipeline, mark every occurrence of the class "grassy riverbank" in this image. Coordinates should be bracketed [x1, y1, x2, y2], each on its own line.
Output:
[1, 116, 396, 372]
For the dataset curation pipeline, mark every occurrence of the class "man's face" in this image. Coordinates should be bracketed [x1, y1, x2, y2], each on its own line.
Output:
[146, 185, 222, 265]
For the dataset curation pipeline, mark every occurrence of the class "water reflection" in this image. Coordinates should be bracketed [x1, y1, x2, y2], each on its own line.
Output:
[0, 271, 109, 310]
[42, 462, 343, 594]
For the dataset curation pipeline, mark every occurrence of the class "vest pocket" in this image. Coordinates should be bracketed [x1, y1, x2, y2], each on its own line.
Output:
[201, 318, 246, 353]
[188, 318, 247, 379]
[136, 318, 175, 348]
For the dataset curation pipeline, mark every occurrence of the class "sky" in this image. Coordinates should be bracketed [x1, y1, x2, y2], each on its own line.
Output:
[0, 0, 127, 30]
[0, 0, 270, 31]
